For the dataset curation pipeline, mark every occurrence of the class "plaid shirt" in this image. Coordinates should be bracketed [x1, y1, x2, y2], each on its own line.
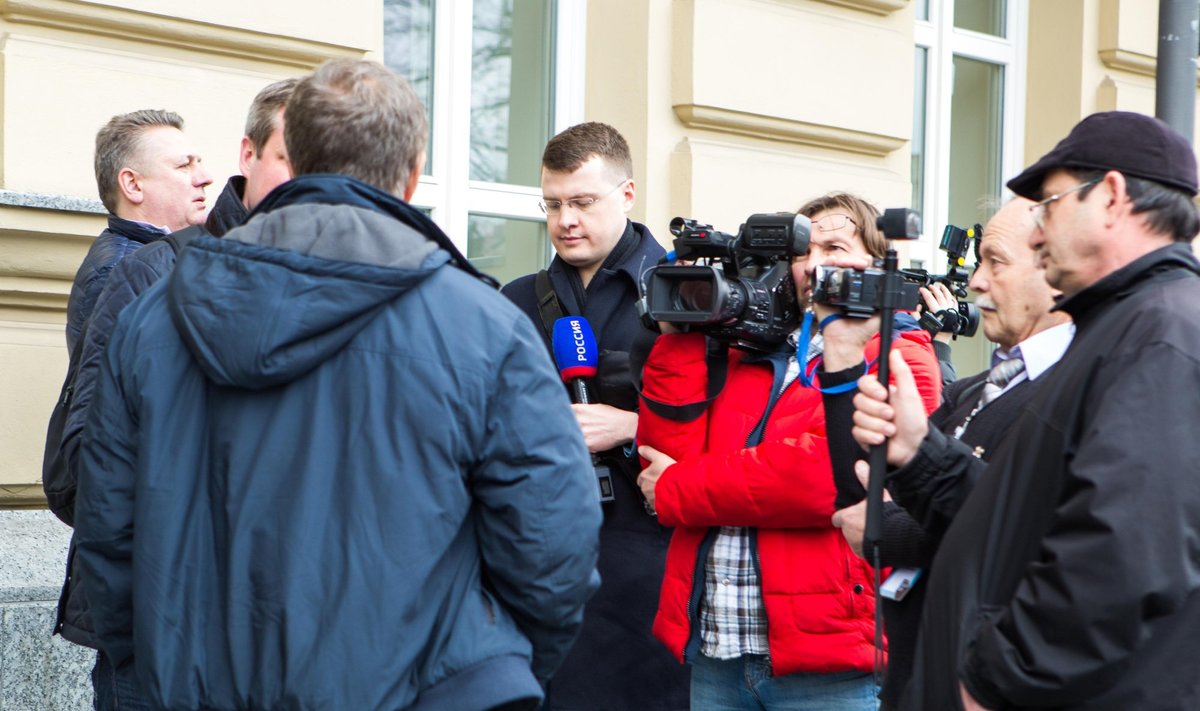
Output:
[699, 526, 770, 658]
[699, 326, 821, 659]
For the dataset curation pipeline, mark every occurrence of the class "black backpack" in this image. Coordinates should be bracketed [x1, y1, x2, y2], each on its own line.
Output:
[41, 231, 194, 524]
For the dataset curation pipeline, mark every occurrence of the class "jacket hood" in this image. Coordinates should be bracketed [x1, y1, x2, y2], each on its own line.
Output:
[167, 202, 447, 389]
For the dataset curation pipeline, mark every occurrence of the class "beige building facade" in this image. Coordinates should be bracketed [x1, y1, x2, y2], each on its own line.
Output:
[1, 0, 1195, 505]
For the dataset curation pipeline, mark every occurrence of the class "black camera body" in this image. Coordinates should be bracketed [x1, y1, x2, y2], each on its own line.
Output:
[905, 224, 981, 337]
[809, 208, 924, 318]
[811, 265, 922, 318]
[639, 213, 811, 352]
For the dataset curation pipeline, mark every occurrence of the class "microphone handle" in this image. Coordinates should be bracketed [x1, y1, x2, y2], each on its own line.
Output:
[571, 378, 593, 405]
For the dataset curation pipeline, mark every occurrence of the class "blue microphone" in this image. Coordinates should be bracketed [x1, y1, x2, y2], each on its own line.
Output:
[552, 316, 599, 404]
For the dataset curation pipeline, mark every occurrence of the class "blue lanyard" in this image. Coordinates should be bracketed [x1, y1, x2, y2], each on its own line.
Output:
[795, 311, 868, 394]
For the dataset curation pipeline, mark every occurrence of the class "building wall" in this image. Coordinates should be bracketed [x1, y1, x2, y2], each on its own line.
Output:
[0, 0, 370, 504]
[1, 0, 1195, 505]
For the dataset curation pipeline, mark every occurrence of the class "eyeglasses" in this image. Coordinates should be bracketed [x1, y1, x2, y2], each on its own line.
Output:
[539, 179, 628, 215]
[1029, 179, 1100, 228]
[812, 213, 858, 233]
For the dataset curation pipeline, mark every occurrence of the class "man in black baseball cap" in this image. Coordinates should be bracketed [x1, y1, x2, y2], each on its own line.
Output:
[848, 110, 1200, 710]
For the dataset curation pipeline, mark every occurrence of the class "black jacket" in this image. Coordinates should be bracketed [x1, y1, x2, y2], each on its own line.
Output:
[893, 243, 1200, 710]
[873, 370, 1047, 709]
[502, 221, 690, 711]
[49, 177, 244, 648]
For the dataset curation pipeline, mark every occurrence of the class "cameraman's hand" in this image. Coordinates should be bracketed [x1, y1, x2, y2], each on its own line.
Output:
[814, 255, 879, 371]
[572, 403, 637, 453]
[852, 349, 928, 467]
[919, 283, 957, 345]
[831, 461, 891, 558]
[637, 444, 676, 511]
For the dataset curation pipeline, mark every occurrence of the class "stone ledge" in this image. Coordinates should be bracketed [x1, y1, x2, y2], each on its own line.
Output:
[0, 190, 104, 215]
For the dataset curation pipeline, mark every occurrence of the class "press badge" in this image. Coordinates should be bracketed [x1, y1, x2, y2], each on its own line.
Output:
[880, 568, 922, 601]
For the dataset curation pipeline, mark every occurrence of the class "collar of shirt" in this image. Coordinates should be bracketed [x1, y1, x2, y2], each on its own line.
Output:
[1012, 321, 1075, 381]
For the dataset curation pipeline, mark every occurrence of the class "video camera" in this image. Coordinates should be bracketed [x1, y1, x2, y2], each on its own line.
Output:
[811, 214, 981, 339]
[809, 208, 924, 318]
[637, 213, 811, 352]
[903, 224, 981, 338]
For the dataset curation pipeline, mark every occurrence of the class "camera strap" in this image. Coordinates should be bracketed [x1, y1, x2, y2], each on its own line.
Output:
[639, 337, 729, 423]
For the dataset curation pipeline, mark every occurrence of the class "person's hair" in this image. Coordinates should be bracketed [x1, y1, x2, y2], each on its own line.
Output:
[93, 109, 184, 214]
[797, 192, 886, 259]
[542, 122, 633, 179]
[285, 60, 428, 194]
[244, 77, 299, 156]
[1069, 168, 1200, 242]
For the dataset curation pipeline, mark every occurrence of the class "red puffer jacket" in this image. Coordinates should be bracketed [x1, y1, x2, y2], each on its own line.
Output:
[639, 331, 941, 676]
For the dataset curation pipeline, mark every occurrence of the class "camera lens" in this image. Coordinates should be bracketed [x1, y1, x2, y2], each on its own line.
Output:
[677, 280, 714, 312]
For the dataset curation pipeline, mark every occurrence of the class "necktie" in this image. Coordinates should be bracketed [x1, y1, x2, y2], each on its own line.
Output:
[978, 356, 1026, 410]
[953, 353, 1026, 441]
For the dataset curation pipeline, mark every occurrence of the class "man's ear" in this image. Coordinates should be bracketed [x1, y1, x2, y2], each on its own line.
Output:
[238, 136, 256, 178]
[117, 167, 143, 205]
[620, 178, 636, 213]
[400, 151, 425, 203]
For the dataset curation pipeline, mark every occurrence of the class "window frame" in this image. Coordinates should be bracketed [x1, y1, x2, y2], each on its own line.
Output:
[911, 0, 1027, 268]
[405, 0, 586, 258]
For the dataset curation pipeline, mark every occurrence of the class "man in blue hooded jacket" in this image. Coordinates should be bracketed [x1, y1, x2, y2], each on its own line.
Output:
[73, 59, 601, 711]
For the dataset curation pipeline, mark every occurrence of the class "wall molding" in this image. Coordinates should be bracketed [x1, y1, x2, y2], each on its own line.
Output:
[1099, 48, 1200, 86]
[674, 104, 906, 157]
[0, 0, 365, 69]
[812, 0, 908, 16]
[0, 484, 46, 508]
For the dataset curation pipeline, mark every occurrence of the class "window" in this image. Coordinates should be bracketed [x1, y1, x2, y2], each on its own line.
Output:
[383, 0, 585, 283]
[912, 0, 1027, 372]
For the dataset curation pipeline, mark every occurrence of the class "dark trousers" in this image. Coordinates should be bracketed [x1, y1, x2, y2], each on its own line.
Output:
[93, 652, 153, 711]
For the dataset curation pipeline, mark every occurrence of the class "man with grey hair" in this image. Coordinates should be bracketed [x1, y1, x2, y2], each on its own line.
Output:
[43, 81, 301, 711]
[66, 109, 212, 352]
[73, 59, 601, 711]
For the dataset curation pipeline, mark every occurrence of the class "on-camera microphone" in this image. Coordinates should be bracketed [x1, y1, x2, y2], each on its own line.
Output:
[552, 316, 599, 405]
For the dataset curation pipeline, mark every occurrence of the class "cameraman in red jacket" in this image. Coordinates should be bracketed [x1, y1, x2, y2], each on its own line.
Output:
[637, 192, 941, 710]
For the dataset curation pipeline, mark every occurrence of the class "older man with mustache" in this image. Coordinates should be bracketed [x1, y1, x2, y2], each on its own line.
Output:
[831, 196, 1072, 709]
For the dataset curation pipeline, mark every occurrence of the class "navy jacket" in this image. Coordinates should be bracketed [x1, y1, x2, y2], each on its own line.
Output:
[48, 177, 245, 649]
[65, 216, 167, 352]
[73, 175, 601, 711]
[502, 222, 690, 711]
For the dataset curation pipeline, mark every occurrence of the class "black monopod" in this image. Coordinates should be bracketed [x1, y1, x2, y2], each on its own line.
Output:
[862, 208, 923, 691]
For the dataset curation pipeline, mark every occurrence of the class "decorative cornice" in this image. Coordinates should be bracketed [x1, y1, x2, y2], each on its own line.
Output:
[813, 0, 908, 16]
[1099, 47, 1200, 86]
[0, 0, 365, 69]
[674, 104, 906, 157]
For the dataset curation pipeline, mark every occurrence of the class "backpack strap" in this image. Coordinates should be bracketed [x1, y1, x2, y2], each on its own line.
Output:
[534, 269, 567, 339]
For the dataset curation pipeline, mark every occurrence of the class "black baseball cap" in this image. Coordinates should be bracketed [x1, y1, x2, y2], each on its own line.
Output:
[1007, 111, 1198, 199]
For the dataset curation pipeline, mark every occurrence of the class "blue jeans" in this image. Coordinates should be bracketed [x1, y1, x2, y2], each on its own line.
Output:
[691, 654, 877, 711]
[93, 652, 154, 711]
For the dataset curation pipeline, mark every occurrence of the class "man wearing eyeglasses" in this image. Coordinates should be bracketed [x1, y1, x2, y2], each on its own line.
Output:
[852, 111, 1200, 710]
[501, 122, 686, 711]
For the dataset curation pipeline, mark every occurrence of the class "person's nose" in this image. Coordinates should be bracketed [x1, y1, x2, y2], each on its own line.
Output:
[968, 265, 988, 293]
[194, 164, 214, 188]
